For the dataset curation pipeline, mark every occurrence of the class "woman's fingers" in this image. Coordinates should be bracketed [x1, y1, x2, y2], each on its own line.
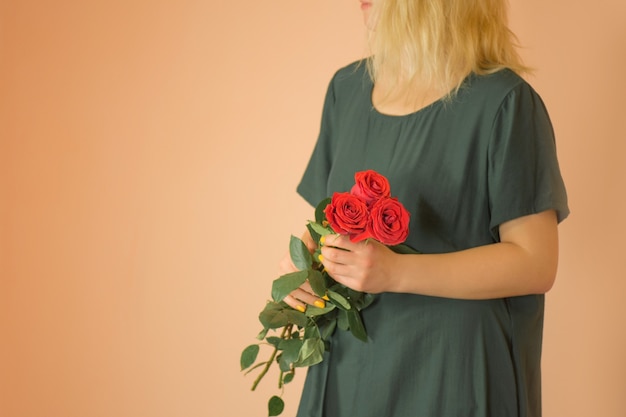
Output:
[322, 234, 356, 251]
[293, 287, 316, 306]
[283, 294, 307, 313]
[320, 242, 356, 266]
[319, 237, 390, 292]
[283, 282, 326, 312]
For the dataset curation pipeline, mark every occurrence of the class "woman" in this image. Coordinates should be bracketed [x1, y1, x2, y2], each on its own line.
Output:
[281, 0, 569, 416]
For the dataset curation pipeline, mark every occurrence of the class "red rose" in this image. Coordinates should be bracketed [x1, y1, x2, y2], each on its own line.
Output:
[350, 170, 391, 206]
[324, 192, 373, 242]
[368, 197, 410, 246]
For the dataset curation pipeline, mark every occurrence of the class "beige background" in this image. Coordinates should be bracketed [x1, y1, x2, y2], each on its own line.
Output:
[1, 1, 625, 416]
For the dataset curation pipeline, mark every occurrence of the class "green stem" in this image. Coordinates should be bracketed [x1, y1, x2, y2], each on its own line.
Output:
[251, 325, 290, 391]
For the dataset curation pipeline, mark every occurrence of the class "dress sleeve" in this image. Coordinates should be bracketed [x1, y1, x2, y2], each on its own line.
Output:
[296, 75, 337, 207]
[487, 82, 570, 241]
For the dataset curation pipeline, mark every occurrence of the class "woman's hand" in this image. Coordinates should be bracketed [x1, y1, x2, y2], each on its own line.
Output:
[318, 234, 400, 294]
[279, 231, 326, 313]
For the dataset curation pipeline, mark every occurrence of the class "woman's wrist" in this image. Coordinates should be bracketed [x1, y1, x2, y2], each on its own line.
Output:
[385, 251, 419, 294]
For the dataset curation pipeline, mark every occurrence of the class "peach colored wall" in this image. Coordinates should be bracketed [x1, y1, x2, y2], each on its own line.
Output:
[0, 1, 624, 417]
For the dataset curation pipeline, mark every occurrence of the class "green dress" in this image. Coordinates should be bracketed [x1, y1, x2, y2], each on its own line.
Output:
[295, 61, 569, 417]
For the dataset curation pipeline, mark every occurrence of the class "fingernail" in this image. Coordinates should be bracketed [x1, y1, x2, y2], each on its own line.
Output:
[314, 300, 326, 308]
[296, 305, 306, 313]
[320, 236, 326, 245]
[318, 254, 324, 262]
[322, 294, 330, 301]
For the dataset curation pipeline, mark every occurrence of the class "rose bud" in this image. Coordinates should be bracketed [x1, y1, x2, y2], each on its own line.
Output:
[350, 170, 391, 207]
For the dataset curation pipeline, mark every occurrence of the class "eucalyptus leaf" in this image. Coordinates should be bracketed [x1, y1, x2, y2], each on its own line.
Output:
[268, 396, 285, 416]
[327, 290, 351, 310]
[347, 309, 368, 342]
[271, 270, 308, 302]
[240, 344, 260, 371]
[289, 235, 313, 271]
[307, 269, 327, 297]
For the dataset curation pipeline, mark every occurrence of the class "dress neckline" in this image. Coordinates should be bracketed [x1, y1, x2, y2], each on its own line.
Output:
[366, 74, 472, 119]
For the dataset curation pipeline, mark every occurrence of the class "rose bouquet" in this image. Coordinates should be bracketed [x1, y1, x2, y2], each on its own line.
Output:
[240, 170, 417, 416]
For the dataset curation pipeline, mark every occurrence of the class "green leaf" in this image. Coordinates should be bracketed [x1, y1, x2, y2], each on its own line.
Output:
[320, 319, 337, 341]
[346, 288, 364, 302]
[259, 302, 292, 329]
[283, 371, 295, 384]
[327, 290, 351, 310]
[303, 324, 320, 340]
[315, 197, 332, 224]
[337, 309, 349, 330]
[282, 308, 311, 327]
[289, 235, 313, 270]
[277, 339, 303, 372]
[256, 328, 269, 340]
[347, 310, 368, 342]
[307, 269, 327, 297]
[304, 303, 335, 317]
[308, 221, 333, 238]
[345, 289, 376, 310]
[268, 396, 285, 416]
[240, 345, 259, 370]
[266, 336, 282, 348]
[295, 337, 325, 368]
[260, 302, 311, 329]
[357, 292, 376, 310]
[271, 270, 308, 302]
[306, 222, 321, 243]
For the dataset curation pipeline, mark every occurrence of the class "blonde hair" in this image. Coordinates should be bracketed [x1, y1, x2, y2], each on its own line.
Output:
[367, 0, 530, 98]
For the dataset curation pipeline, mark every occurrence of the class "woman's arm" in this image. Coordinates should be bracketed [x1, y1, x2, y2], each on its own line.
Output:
[319, 209, 559, 300]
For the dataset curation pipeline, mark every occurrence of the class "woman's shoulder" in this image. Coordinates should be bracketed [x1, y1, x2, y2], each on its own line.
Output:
[464, 69, 539, 103]
[328, 60, 371, 90]
[333, 59, 367, 76]
[320, 60, 372, 108]
[458, 68, 545, 117]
